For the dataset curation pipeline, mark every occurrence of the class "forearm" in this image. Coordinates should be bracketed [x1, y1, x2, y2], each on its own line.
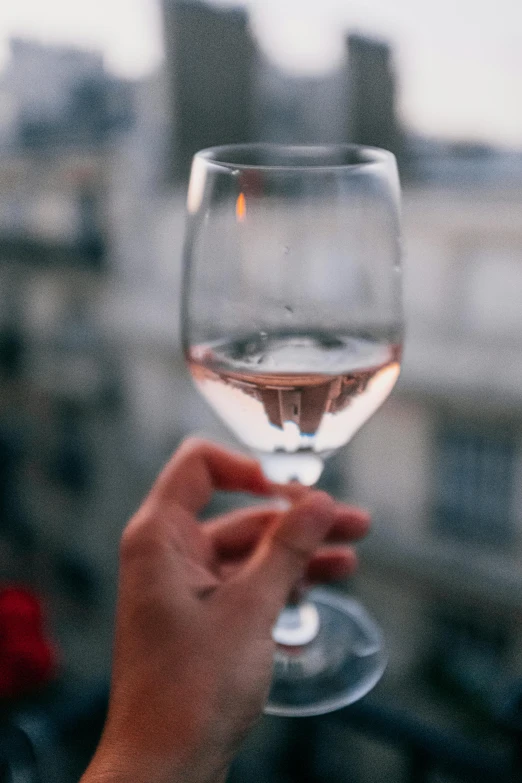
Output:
[81, 763, 229, 783]
[81, 770, 228, 783]
[80, 747, 229, 783]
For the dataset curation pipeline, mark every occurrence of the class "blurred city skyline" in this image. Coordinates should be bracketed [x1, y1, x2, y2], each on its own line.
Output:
[1, 1, 522, 776]
[0, 0, 521, 148]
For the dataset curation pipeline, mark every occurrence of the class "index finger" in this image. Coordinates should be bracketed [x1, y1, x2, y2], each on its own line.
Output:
[151, 437, 273, 514]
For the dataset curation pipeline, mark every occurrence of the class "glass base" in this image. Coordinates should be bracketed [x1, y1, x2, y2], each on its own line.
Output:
[257, 451, 324, 485]
[265, 588, 387, 717]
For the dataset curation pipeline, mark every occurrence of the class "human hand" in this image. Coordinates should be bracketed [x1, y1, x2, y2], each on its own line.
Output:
[81, 438, 369, 783]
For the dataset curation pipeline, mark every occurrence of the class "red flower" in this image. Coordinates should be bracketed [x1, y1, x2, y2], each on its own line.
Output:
[0, 586, 58, 700]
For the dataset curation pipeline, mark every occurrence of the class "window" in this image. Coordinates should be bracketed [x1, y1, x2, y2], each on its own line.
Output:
[432, 423, 515, 546]
[454, 239, 522, 337]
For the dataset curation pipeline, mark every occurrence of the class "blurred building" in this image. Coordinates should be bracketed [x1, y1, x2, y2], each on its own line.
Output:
[0, 39, 140, 686]
[163, 0, 256, 181]
[255, 57, 345, 145]
[411, 138, 522, 186]
[0, 38, 134, 153]
[344, 34, 408, 171]
[162, 5, 412, 175]
[0, 153, 107, 270]
[347, 178, 522, 711]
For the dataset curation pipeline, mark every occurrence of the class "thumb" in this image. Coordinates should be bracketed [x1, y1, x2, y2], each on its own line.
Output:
[241, 492, 337, 614]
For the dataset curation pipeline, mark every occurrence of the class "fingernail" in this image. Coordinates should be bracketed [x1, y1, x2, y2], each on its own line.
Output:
[285, 498, 335, 552]
[271, 497, 291, 511]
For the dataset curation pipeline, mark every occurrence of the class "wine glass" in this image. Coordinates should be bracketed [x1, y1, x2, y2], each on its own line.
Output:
[181, 143, 403, 716]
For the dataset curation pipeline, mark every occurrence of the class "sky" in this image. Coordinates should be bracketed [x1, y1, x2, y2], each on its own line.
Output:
[0, 0, 521, 147]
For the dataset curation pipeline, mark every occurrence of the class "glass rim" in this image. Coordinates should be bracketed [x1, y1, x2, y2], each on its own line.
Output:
[194, 143, 396, 172]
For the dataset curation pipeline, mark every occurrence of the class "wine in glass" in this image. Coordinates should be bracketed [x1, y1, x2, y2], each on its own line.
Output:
[181, 144, 402, 716]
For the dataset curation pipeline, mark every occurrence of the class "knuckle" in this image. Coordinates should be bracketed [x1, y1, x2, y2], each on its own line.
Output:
[119, 508, 164, 562]
[308, 489, 332, 506]
[272, 533, 310, 567]
[119, 523, 144, 559]
[177, 436, 209, 458]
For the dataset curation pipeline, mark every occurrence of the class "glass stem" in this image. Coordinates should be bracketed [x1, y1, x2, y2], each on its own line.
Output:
[272, 581, 320, 647]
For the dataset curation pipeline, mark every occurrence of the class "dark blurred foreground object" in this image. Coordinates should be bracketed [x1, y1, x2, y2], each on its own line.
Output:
[229, 690, 522, 783]
[0, 679, 108, 783]
[0, 722, 40, 783]
[0, 679, 521, 782]
[0, 587, 105, 783]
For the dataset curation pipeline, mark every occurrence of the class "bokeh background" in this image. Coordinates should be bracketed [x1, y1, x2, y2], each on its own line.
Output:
[1, 1, 522, 781]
